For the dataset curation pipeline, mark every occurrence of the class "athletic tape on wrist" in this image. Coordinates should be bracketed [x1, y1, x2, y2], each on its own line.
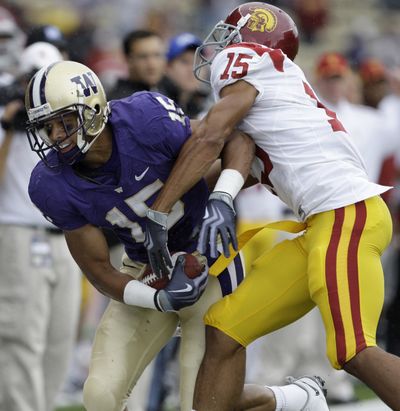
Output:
[213, 169, 245, 200]
[123, 280, 157, 309]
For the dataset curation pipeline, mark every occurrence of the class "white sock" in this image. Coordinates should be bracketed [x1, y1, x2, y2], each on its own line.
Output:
[267, 383, 308, 411]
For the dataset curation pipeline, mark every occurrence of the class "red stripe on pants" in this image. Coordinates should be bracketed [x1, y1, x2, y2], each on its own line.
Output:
[347, 201, 367, 353]
[325, 207, 346, 365]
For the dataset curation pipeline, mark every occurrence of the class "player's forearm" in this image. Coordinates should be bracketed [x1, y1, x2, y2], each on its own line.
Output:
[152, 83, 256, 213]
[85, 266, 161, 309]
[64, 226, 156, 306]
[221, 131, 255, 182]
[152, 123, 227, 212]
[206, 131, 255, 200]
[84, 264, 133, 302]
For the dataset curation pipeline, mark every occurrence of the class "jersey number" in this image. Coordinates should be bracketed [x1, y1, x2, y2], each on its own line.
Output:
[156, 96, 186, 125]
[220, 52, 254, 80]
[105, 180, 184, 242]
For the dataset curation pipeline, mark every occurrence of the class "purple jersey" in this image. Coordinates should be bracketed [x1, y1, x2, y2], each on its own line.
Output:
[29, 92, 209, 263]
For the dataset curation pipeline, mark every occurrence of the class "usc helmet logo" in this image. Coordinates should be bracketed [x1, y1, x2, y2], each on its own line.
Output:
[247, 8, 277, 33]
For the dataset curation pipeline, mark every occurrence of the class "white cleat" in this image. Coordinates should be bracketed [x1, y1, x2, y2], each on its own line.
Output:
[286, 375, 330, 411]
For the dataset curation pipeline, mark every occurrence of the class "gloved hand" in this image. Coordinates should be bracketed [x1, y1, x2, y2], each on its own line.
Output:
[197, 191, 238, 258]
[144, 209, 173, 278]
[154, 254, 208, 312]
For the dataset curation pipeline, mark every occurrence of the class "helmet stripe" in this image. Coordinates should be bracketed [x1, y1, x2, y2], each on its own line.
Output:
[30, 62, 58, 107]
[31, 66, 47, 107]
[39, 69, 48, 105]
[27, 76, 35, 109]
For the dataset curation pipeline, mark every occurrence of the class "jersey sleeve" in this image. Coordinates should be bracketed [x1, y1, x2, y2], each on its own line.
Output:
[110, 92, 192, 162]
[210, 43, 286, 102]
[29, 166, 87, 231]
[144, 92, 192, 157]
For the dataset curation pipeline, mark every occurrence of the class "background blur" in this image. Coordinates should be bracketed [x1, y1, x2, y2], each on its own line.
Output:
[1, 1, 400, 411]
[3, 0, 400, 87]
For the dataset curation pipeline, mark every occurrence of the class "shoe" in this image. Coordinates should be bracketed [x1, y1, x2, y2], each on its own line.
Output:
[286, 375, 329, 411]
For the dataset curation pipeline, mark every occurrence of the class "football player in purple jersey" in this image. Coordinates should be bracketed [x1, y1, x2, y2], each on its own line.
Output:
[25, 60, 253, 411]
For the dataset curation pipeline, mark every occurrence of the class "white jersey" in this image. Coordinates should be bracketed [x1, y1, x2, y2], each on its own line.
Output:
[211, 43, 390, 220]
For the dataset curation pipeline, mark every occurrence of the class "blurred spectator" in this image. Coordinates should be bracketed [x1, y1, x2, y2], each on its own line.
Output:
[108, 29, 166, 100]
[358, 58, 399, 203]
[313, 52, 349, 105]
[0, 42, 81, 411]
[0, 6, 25, 87]
[293, 0, 329, 43]
[344, 69, 363, 105]
[359, 58, 396, 204]
[314, 52, 398, 184]
[25, 24, 69, 59]
[158, 32, 209, 118]
[359, 58, 389, 109]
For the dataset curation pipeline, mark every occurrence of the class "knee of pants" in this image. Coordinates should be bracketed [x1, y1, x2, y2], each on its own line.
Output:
[83, 377, 121, 411]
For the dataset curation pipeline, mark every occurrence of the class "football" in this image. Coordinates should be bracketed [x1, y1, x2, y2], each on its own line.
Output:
[138, 252, 206, 290]
[180, 253, 206, 279]
[138, 264, 170, 290]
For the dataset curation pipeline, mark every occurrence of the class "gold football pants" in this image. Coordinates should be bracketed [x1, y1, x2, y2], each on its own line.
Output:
[205, 196, 392, 369]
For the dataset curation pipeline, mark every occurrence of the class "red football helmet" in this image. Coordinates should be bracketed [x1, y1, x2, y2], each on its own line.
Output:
[194, 2, 299, 83]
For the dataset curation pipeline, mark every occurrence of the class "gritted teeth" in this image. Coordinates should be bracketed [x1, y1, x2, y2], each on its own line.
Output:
[59, 140, 72, 149]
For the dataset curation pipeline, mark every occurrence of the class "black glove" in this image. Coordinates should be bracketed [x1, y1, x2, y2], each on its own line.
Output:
[154, 254, 208, 312]
[197, 191, 238, 259]
[144, 209, 173, 278]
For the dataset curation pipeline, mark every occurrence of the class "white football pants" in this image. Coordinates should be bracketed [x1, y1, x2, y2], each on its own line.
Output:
[83, 254, 227, 411]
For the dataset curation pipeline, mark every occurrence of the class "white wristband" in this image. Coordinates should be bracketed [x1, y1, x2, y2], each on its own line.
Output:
[123, 280, 157, 309]
[213, 169, 245, 200]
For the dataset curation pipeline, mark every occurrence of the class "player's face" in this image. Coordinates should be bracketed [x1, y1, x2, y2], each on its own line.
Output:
[41, 112, 79, 153]
[127, 37, 166, 87]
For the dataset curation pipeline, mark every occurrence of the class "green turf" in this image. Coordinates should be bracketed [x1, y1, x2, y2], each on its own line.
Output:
[54, 382, 377, 411]
[354, 382, 377, 401]
[55, 406, 85, 411]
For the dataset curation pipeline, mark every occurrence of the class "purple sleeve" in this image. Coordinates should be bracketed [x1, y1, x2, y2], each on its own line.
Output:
[29, 168, 87, 231]
[148, 93, 192, 157]
[110, 92, 192, 161]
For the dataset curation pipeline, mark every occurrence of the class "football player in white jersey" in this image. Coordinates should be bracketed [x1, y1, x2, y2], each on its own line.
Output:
[144, 2, 400, 410]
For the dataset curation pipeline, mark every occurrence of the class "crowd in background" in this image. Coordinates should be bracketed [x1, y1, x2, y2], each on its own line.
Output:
[1, 0, 400, 410]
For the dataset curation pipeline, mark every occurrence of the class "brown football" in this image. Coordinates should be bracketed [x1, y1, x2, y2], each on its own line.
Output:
[181, 253, 205, 278]
[138, 265, 168, 289]
[138, 253, 205, 289]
